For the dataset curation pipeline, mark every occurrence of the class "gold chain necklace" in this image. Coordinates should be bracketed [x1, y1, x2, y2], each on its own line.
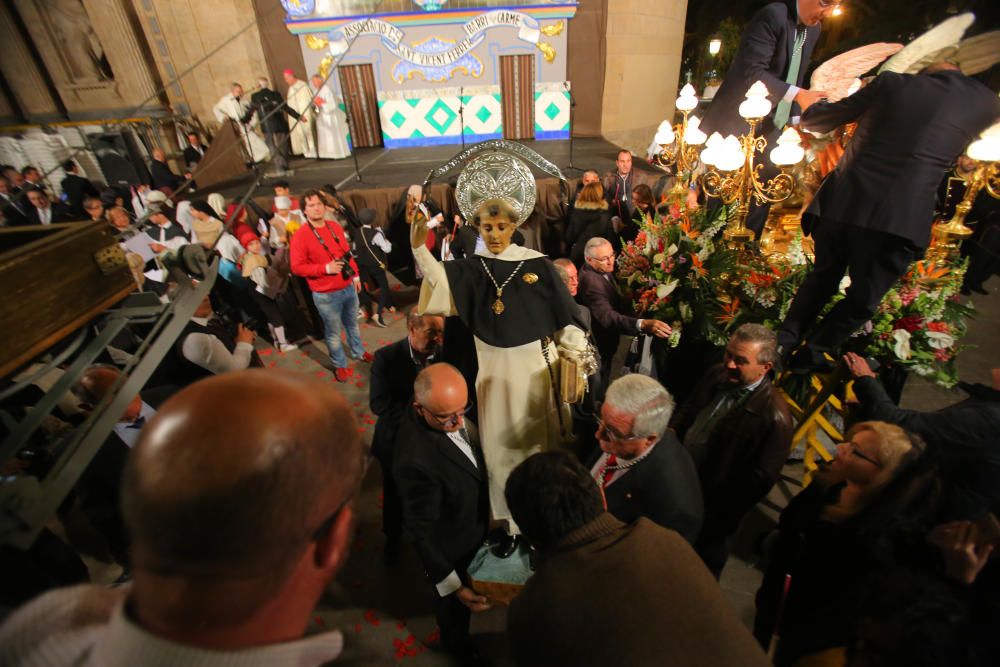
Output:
[479, 258, 525, 315]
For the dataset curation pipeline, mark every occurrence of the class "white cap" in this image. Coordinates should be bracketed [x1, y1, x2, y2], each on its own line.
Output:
[274, 195, 291, 209]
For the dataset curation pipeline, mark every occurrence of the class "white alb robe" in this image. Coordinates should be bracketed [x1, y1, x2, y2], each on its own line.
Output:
[212, 93, 270, 163]
[286, 80, 317, 158]
[311, 84, 351, 159]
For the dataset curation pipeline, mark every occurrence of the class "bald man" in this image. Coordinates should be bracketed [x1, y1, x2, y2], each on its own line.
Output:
[0, 370, 364, 666]
[393, 363, 489, 660]
[149, 147, 190, 194]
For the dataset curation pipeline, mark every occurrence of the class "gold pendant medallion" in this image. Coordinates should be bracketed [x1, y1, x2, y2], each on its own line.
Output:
[492, 299, 505, 315]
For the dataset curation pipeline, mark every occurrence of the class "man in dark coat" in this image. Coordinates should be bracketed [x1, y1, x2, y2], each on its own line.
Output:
[242, 77, 299, 174]
[576, 236, 671, 386]
[587, 373, 703, 544]
[671, 324, 793, 576]
[393, 363, 489, 661]
[25, 188, 73, 225]
[59, 160, 100, 219]
[778, 64, 1000, 372]
[369, 310, 445, 562]
[846, 353, 1000, 517]
[506, 451, 771, 667]
[182, 132, 207, 170]
[699, 0, 833, 235]
[149, 148, 189, 194]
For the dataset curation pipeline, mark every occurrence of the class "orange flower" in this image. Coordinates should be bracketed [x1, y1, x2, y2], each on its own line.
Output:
[907, 260, 949, 282]
[715, 297, 740, 325]
[680, 218, 701, 239]
[690, 253, 708, 278]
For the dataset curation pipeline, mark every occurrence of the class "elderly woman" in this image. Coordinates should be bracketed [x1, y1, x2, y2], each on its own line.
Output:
[411, 197, 588, 555]
[754, 421, 941, 666]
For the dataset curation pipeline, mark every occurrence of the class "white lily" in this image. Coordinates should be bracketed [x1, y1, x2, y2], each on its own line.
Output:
[892, 329, 912, 360]
[926, 331, 955, 350]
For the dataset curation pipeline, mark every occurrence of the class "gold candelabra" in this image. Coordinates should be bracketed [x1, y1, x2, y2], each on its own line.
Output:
[652, 84, 706, 200]
[699, 82, 804, 247]
[926, 156, 1000, 266]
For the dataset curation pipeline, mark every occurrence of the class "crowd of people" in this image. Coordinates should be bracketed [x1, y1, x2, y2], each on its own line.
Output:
[2, 0, 1000, 663]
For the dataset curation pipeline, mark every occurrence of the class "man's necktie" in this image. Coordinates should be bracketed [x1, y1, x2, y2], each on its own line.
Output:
[773, 28, 807, 130]
[602, 454, 618, 489]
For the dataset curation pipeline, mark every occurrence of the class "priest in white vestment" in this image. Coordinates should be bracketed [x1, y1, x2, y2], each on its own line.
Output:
[310, 75, 351, 160]
[212, 83, 270, 163]
[283, 70, 317, 159]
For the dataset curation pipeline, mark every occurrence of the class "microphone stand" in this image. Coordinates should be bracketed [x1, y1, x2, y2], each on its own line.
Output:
[342, 87, 363, 183]
[564, 82, 582, 175]
[459, 86, 465, 151]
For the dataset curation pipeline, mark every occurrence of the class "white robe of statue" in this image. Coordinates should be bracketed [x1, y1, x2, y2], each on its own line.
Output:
[212, 93, 270, 163]
[311, 84, 351, 160]
[286, 80, 317, 158]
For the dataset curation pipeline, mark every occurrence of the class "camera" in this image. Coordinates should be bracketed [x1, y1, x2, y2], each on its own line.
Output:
[341, 250, 356, 280]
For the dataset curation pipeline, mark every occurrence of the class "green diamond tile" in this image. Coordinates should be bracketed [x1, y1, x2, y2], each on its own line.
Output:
[406, 98, 421, 108]
[425, 99, 457, 134]
[544, 102, 561, 121]
[390, 110, 407, 129]
[475, 106, 493, 124]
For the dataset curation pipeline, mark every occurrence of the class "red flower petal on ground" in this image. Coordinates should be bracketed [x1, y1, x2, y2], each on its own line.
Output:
[364, 610, 381, 626]
[258, 348, 272, 356]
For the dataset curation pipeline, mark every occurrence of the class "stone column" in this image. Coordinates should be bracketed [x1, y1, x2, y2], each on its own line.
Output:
[0, 2, 60, 119]
[82, 0, 164, 110]
[601, 0, 688, 153]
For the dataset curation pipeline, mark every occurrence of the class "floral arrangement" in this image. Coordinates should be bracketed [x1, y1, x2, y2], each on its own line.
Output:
[616, 203, 975, 388]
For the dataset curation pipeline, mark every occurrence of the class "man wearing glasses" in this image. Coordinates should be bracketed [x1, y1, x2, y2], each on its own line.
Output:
[577, 237, 672, 387]
[393, 363, 489, 662]
[587, 374, 703, 545]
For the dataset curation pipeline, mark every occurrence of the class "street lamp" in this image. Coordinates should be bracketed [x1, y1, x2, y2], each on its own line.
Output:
[709, 38, 722, 56]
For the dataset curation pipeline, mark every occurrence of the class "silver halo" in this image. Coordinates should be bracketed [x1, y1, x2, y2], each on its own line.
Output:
[456, 151, 537, 227]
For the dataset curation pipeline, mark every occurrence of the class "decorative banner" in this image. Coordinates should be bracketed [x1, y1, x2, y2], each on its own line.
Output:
[328, 10, 555, 69]
[280, 0, 316, 18]
[391, 37, 483, 84]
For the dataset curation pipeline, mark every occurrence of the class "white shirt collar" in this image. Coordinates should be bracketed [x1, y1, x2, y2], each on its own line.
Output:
[90, 599, 344, 667]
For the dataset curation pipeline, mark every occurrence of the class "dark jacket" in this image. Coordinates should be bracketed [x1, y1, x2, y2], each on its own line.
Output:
[60, 173, 99, 218]
[26, 201, 73, 225]
[589, 431, 703, 544]
[509, 514, 771, 667]
[700, 0, 821, 140]
[2, 193, 30, 226]
[183, 144, 206, 169]
[855, 376, 1000, 515]
[242, 87, 298, 134]
[150, 160, 184, 193]
[392, 408, 489, 583]
[801, 69, 1000, 248]
[369, 337, 423, 463]
[671, 365, 792, 537]
[576, 262, 638, 362]
[566, 200, 614, 265]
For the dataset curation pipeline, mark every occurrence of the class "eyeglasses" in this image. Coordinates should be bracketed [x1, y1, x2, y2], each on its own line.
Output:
[590, 253, 615, 263]
[595, 417, 642, 443]
[844, 440, 881, 467]
[418, 402, 473, 427]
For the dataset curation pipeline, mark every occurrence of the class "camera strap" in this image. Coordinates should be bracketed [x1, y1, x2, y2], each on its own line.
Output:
[308, 222, 345, 262]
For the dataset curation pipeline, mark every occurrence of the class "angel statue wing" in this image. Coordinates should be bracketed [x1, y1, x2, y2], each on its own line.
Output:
[880, 12, 975, 74]
[811, 43, 903, 102]
[957, 30, 1000, 76]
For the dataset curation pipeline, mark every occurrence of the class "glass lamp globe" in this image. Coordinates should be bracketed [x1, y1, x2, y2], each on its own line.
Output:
[684, 116, 707, 146]
[715, 135, 745, 172]
[739, 81, 772, 120]
[654, 120, 675, 146]
[770, 127, 806, 166]
[676, 84, 699, 112]
[700, 132, 724, 167]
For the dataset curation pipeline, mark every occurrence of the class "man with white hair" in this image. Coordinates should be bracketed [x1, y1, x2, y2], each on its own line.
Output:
[588, 373, 703, 544]
[577, 236, 672, 386]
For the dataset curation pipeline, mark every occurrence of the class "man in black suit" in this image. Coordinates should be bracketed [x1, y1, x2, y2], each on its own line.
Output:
[182, 132, 207, 170]
[242, 77, 299, 174]
[25, 188, 72, 225]
[0, 175, 29, 226]
[576, 236, 671, 386]
[149, 148, 191, 195]
[588, 373, 703, 544]
[369, 310, 445, 561]
[779, 64, 1000, 372]
[59, 160, 100, 219]
[393, 363, 490, 660]
[699, 0, 834, 234]
[670, 324, 792, 576]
